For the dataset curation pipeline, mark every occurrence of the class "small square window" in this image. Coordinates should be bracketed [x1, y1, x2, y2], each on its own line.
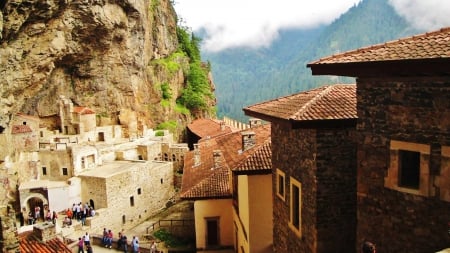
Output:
[62, 167, 68, 176]
[385, 140, 430, 197]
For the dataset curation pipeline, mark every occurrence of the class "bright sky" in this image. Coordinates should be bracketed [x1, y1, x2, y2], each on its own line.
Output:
[174, 0, 450, 52]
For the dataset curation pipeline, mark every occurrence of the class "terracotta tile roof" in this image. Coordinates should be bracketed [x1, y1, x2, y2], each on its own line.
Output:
[181, 166, 231, 199]
[181, 124, 271, 199]
[187, 118, 233, 139]
[19, 231, 72, 253]
[243, 84, 356, 122]
[233, 140, 272, 173]
[308, 27, 450, 65]
[73, 106, 95, 114]
[11, 125, 33, 134]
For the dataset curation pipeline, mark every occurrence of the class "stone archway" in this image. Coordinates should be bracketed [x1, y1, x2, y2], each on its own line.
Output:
[23, 193, 48, 223]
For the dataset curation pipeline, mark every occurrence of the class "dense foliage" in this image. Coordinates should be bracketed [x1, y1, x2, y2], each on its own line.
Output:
[177, 26, 215, 113]
[202, 0, 422, 122]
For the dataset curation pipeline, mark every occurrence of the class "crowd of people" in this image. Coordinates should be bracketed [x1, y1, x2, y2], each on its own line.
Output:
[22, 203, 162, 252]
[101, 228, 156, 253]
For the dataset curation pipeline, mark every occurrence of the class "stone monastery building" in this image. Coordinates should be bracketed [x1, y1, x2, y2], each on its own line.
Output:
[2, 96, 188, 245]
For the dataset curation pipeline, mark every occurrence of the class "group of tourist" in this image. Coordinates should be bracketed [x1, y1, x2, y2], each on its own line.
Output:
[101, 228, 155, 253]
[77, 232, 93, 253]
[64, 202, 96, 227]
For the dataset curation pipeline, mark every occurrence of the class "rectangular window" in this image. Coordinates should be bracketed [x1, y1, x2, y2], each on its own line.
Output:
[399, 150, 420, 189]
[289, 177, 302, 237]
[276, 169, 285, 200]
[137, 188, 142, 195]
[130, 196, 134, 207]
[385, 140, 430, 197]
[62, 167, 68, 176]
[42, 167, 47, 175]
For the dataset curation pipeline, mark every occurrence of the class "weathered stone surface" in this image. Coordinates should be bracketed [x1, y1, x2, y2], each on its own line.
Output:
[0, 0, 194, 139]
[356, 77, 450, 253]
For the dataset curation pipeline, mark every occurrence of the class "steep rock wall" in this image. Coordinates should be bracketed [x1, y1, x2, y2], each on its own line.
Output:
[0, 0, 193, 136]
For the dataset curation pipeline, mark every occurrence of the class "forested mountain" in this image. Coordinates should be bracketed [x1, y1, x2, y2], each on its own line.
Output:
[201, 0, 422, 122]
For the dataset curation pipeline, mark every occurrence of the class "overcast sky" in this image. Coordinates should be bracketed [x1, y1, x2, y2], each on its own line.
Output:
[174, 0, 450, 52]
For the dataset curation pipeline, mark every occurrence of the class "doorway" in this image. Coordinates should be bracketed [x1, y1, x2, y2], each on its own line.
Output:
[206, 217, 220, 247]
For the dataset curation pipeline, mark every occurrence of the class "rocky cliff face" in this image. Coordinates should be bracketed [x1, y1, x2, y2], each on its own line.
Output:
[0, 0, 203, 138]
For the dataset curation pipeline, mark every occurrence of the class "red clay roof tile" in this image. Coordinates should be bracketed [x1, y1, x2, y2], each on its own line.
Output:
[73, 106, 95, 114]
[243, 84, 356, 121]
[308, 27, 450, 65]
[19, 231, 72, 253]
[187, 118, 233, 139]
[11, 125, 33, 134]
[181, 124, 271, 199]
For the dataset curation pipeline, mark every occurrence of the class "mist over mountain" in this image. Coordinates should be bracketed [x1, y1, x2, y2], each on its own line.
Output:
[201, 0, 422, 122]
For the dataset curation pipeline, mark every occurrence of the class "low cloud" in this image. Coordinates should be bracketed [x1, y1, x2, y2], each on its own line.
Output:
[175, 0, 360, 52]
[175, 0, 450, 52]
[388, 0, 450, 31]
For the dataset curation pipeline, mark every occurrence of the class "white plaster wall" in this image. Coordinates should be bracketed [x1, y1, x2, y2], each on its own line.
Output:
[48, 186, 70, 213]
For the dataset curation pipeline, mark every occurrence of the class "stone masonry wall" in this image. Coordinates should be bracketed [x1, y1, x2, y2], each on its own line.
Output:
[356, 76, 450, 253]
[272, 124, 317, 253]
[315, 128, 357, 253]
[80, 160, 175, 234]
[272, 123, 357, 253]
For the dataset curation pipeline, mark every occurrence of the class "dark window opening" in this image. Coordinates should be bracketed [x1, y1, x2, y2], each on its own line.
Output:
[278, 174, 284, 196]
[137, 188, 141, 195]
[399, 150, 420, 189]
[292, 185, 300, 229]
[42, 167, 47, 176]
[62, 167, 68, 176]
[130, 196, 134, 207]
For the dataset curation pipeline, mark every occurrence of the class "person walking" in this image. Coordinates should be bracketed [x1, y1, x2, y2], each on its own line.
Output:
[78, 237, 84, 253]
[132, 239, 139, 253]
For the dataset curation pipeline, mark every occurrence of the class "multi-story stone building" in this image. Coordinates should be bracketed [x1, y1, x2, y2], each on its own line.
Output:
[0, 96, 189, 247]
[244, 84, 357, 253]
[307, 27, 450, 253]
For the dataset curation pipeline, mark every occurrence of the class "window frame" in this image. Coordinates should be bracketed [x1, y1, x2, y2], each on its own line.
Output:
[288, 177, 302, 237]
[385, 140, 431, 197]
[276, 169, 286, 201]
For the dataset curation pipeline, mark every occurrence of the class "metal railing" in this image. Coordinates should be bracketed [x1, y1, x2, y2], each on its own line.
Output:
[146, 219, 194, 234]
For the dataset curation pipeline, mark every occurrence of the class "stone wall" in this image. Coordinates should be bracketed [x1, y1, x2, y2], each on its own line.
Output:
[271, 123, 357, 253]
[356, 76, 450, 253]
[315, 128, 356, 253]
[272, 125, 317, 253]
[79, 160, 175, 234]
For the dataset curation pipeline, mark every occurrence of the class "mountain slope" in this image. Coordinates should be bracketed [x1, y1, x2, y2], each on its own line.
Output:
[203, 0, 421, 122]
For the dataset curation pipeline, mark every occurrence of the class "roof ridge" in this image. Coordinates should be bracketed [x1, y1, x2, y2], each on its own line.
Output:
[308, 26, 450, 65]
[291, 85, 334, 119]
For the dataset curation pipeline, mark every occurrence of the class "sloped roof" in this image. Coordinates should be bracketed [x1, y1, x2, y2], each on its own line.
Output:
[11, 125, 33, 134]
[307, 27, 450, 77]
[308, 27, 450, 65]
[73, 106, 95, 115]
[233, 140, 272, 173]
[19, 231, 72, 253]
[243, 84, 356, 123]
[181, 124, 271, 200]
[187, 118, 233, 139]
